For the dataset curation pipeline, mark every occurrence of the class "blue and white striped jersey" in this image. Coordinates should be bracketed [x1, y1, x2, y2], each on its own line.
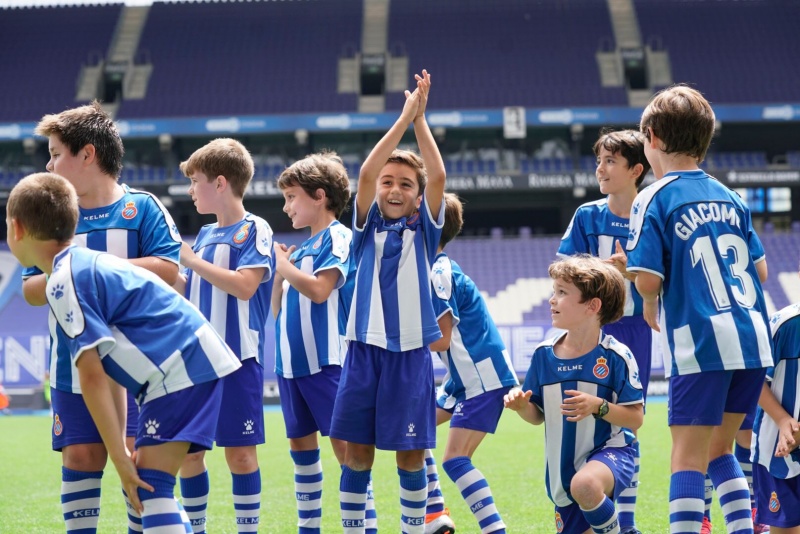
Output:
[523, 333, 643, 508]
[185, 213, 274, 365]
[558, 198, 642, 317]
[626, 170, 773, 377]
[22, 185, 182, 393]
[753, 303, 800, 479]
[275, 221, 354, 378]
[48, 247, 241, 405]
[430, 253, 518, 406]
[346, 196, 444, 352]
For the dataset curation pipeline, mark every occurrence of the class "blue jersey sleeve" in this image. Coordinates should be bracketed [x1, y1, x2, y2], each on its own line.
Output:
[236, 217, 274, 282]
[626, 186, 667, 278]
[314, 225, 353, 289]
[420, 194, 445, 265]
[137, 194, 182, 263]
[523, 349, 544, 410]
[352, 201, 379, 259]
[558, 208, 591, 256]
[431, 255, 458, 324]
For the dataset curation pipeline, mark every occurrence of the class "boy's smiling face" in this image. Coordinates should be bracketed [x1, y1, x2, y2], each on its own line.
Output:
[376, 162, 422, 220]
[595, 146, 638, 196]
[281, 185, 319, 230]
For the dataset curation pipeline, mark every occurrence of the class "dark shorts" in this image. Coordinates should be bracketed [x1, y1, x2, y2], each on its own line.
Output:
[668, 368, 767, 426]
[215, 358, 265, 447]
[604, 315, 652, 401]
[51, 388, 137, 451]
[278, 365, 342, 439]
[753, 462, 800, 528]
[437, 387, 511, 434]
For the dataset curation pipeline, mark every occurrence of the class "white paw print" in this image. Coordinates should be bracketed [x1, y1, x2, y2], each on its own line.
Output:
[145, 419, 159, 435]
[244, 420, 254, 431]
[407, 423, 415, 433]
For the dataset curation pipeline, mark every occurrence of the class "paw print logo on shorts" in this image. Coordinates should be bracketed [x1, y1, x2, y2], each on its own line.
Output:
[64, 311, 74, 323]
[454, 402, 463, 414]
[244, 420, 253, 431]
[407, 423, 415, 433]
[145, 419, 160, 435]
[50, 284, 65, 300]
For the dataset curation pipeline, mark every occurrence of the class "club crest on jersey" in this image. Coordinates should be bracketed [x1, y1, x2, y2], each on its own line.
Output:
[770, 491, 780, 512]
[53, 414, 63, 436]
[313, 235, 323, 249]
[593, 356, 609, 379]
[233, 223, 250, 244]
[554, 512, 564, 532]
[121, 202, 138, 220]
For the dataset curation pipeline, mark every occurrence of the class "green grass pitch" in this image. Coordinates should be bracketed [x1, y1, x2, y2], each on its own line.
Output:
[0, 402, 729, 533]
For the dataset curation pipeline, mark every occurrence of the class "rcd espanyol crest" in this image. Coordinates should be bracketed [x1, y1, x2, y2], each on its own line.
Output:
[593, 356, 609, 379]
[121, 201, 138, 220]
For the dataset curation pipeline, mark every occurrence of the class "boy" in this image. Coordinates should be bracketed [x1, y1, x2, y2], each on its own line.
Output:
[329, 69, 446, 533]
[505, 255, 644, 534]
[174, 138, 274, 534]
[424, 193, 519, 534]
[8, 172, 241, 532]
[272, 152, 377, 533]
[626, 85, 773, 534]
[557, 129, 651, 534]
[750, 298, 800, 532]
[23, 102, 181, 534]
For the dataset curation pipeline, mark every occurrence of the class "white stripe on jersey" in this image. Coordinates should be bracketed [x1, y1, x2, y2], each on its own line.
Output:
[278, 284, 293, 376]
[106, 229, 129, 258]
[672, 324, 699, 372]
[209, 245, 231, 340]
[195, 322, 239, 376]
[365, 236, 385, 345]
[711, 312, 745, 368]
[474, 356, 503, 392]
[72, 234, 88, 248]
[750, 309, 774, 368]
[543, 383, 567, 506]
[574, 383, 599, 471]
[104, 327, 162, 388]
[397, 230, 422, 351]
[299, 286, 319, 371]
[449, 328, 484, 399]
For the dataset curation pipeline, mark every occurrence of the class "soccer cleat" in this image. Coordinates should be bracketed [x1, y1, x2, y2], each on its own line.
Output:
[700, 517, 712, 534]
[753, 508, 770, 533]
[425, 508, 456, 534]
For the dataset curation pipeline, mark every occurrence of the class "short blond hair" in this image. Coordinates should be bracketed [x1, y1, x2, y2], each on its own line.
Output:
[277, 151, 351, 218]
[8, 173, 78, 243]
[548, 255, 625, 326]
[180, 138, 254, 198]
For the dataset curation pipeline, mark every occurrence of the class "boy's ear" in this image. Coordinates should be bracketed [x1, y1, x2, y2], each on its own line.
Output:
[587, 297, 602, 315]
[81, 144, 96, 165]
[314, 188, 327, 204]
[10, 217, 26, 241]
[629, 162, 644, 180]
[216, 175, 227, 191]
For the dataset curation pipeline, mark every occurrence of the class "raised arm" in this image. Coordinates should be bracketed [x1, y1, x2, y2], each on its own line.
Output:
[413, 70, 446, 221]
[355, 85, 422, 226]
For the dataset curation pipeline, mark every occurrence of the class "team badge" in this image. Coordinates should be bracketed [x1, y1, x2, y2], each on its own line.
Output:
[769, 491, 780, 512]
[121, 201, 138, 220]
[593, 356, 609, 379]
[554, 512, 564, 533]
[313, 235, 323, 249]
[53, 414, 63, 436]
[233, 223, 250, 244]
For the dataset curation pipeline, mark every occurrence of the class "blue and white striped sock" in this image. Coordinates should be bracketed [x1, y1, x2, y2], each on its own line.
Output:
[365, 477, 378, 534]
[122, 488, 143, 533]
[703, 474, 713, 524]
[424, 449, 445, 515]
[734, 443, 756, 509]
[581, 495, 619, 534]
[669, 470, 705, 534]
[617, 440, 639, 530]
[61, 467, 102, 534]
[232, 470, 261, 533]
[708, 454, 752, 534]
[179, 470, 209, 533]
[138, 468, 192, 533]
[340, 465, 370, 533]
[443, 456, 506, 533]
[291, 449, 323, 534]
[398, 467, 427, 534]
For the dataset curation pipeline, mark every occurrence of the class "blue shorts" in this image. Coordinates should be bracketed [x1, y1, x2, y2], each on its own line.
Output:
[215, 358, 265, 447]
[330, 341, 436, 451]
[604, 315, 652, 401]
[753, 462, 800, 528]
[554, 445, 636, 534]
[51, 388, 138, 451]
[437, 387, 511, 434]
[278, 365, 342, 439]
[137, 380, 223, 454]
[741, 401, 758, 431]
[668, 368, 767, 426]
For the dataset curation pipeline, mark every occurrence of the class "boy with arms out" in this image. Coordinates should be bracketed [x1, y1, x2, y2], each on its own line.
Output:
[558, 129, 652, 534]
[423, 193, 519, 534]
[8, 172, 241, 533]
[505, 255, 644, 534]
[329, 69, 446, 533]
[272, 152, 377, 533]
[626, 85, 772, 534]
[23, 102, 181, 534]
[175, 138, 274, 534]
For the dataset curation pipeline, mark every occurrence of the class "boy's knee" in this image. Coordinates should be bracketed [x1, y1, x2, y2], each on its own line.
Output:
[396, 449, 425, 472]
[62, 443, 108, 472]
[224, 447, 258, 474]
[570, 470, 605, 508]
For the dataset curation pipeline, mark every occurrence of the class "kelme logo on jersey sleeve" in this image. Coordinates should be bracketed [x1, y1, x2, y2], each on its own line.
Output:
[593, 356, 609, 379]
[233, 223, 251, 244]
[121, 201, 138, 220]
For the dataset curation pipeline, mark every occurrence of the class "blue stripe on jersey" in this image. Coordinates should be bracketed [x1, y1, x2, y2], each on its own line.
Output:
[33, 186, 182, 394]
[48, 247, 240, 404]
[431, 254, 518, 405]
[558, 198, 643, 317]
[626, 170, 773, 377]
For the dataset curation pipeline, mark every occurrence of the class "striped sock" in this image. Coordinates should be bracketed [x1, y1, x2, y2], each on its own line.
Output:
[708, 454, 753, 534]
[340, 465, 370, 533]
[122, 488, 143, 533]
[232, 470, 261, 533]
[179, 471, 209, 533]
[734, 443, 756, 510]
[581, 495, 620, 534]
[398, 467, 427, 534]
[669, 470, 705, 534]
[443, 456, 506, 533]
[290, 449, 323, 534]
[617, 440, 639, 530]
[365, 477, 378, 534]
[137, 468, 192, 533]
[61, 467, 102, 534]
[424, 449, 445, 515]
[703, 474, 713, 524]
